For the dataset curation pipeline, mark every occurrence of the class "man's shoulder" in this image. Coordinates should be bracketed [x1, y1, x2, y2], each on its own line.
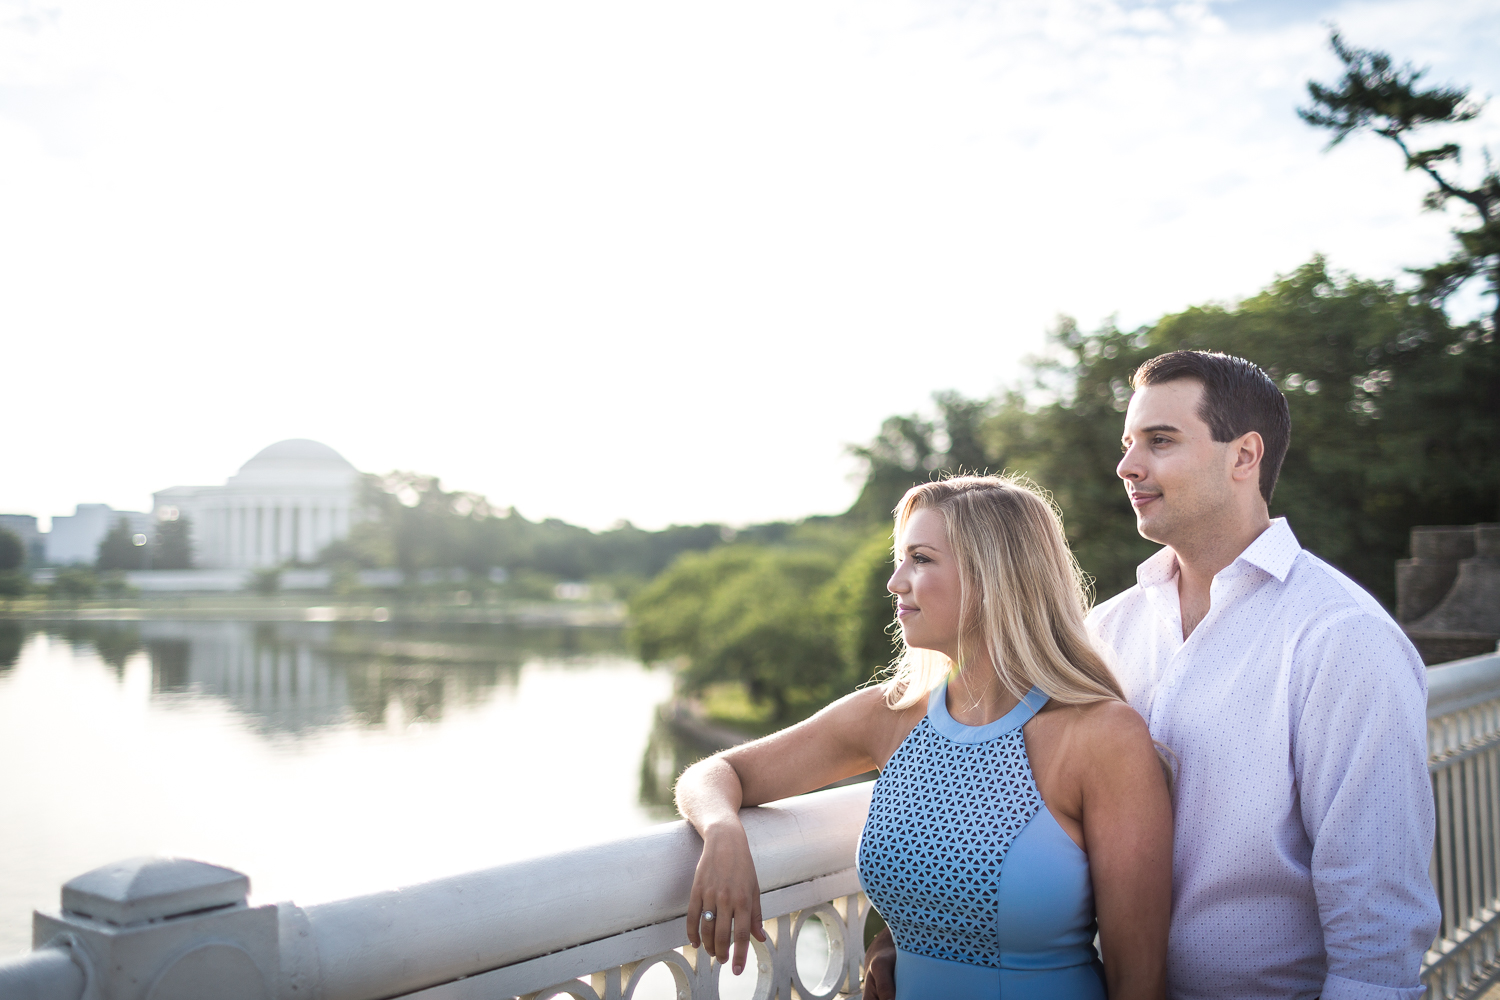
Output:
[1282, 548, 1400, 629]
[1280, 549, 1425, 684]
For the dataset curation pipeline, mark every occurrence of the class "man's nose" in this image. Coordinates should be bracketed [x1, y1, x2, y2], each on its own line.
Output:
[1117, 445, 1141, 482]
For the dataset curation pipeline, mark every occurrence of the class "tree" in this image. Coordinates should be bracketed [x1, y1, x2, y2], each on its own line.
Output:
[844, 392, 997, 524]
[839, 258, 1498, 608]
[96, 518, 147, 571]
[1301, 31, 1499, 332]
[49, 567, 98, 600]
[822, 528, 900, 682]
[0, 528, 22, 571]
[152, 517, 194, 570]
[630, 544, 871, 723]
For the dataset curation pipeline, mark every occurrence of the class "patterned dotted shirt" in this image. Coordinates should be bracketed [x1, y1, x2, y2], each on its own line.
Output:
[1089, 518, 1440, 1000]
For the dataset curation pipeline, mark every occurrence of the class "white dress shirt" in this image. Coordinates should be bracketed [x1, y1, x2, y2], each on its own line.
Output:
[1089, 518, 1440, 1000]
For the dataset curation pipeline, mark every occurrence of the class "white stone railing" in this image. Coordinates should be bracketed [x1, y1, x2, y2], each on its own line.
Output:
[2, 782, 873, 1000]
[7, 652, 1500, 1000]
[1425, 650, 1500, 999]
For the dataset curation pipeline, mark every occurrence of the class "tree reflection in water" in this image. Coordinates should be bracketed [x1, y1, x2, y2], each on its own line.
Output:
[15, 619, 629, 736]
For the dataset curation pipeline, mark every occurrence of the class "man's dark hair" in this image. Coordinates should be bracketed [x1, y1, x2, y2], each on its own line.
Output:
[1130, 351, 1291, 504]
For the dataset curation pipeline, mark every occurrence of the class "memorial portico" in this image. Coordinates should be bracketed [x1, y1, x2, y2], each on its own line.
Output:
[154, 439, 363, 570]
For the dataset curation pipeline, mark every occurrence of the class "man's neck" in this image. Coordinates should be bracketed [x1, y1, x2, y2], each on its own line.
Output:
[1168, 512, 1272, 639]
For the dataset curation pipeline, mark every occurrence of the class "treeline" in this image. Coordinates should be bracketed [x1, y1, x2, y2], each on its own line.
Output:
[629, 30, 1500, 727]
[316, 472, 818, 599]
[630, 257, 1499, 725]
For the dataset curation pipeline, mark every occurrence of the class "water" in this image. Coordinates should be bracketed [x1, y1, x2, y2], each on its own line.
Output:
[0, 618, 685, 958]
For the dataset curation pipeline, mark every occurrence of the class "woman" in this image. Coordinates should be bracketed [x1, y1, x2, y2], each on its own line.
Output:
[676, 475, 1172, 999]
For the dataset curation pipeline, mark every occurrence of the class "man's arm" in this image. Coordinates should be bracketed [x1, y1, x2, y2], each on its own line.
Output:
[1293, 609, 1440, 1000]
[862, 927, 896, 1000]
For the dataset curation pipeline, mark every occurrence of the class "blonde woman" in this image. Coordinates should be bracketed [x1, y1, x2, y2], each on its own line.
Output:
[676, 476, 1172, 1000]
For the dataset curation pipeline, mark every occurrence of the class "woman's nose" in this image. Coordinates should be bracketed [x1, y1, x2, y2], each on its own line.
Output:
[887, 570, 906, 595]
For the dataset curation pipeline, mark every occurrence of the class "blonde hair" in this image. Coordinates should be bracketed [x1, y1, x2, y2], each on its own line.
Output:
[884, 474, 1126, 711]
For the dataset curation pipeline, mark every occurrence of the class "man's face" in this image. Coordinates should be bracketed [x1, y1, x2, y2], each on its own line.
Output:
[1117, 379, 1234, 546]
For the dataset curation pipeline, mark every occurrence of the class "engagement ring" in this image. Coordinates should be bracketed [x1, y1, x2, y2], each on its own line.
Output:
[701, 910, 715, 922]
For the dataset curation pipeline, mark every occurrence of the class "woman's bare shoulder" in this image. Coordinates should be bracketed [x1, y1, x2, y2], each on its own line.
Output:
[817, 683, 919, 726]
[807, 684, 926, 762]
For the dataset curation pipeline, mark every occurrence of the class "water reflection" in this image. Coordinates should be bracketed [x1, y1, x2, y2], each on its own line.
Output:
[0, 621, 21, 675]
[638, 706, 738, 819]
[21, 619, 627, 736]
[0, 618, 674, 958]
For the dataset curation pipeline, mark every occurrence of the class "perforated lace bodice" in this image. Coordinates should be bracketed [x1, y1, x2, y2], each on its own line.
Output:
[856, 684, 1048, 967]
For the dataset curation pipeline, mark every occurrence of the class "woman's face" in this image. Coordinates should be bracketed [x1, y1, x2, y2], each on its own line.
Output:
[887, 507, 964, 661]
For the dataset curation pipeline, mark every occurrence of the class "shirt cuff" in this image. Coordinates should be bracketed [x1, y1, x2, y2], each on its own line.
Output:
[1322, 973, 1425, 1000]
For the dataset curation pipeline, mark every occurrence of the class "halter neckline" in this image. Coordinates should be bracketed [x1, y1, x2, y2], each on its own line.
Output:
[927, 680, 1049, 744]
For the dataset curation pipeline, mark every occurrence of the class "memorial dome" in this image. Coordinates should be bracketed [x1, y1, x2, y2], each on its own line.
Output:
[227, 439, 359, 486]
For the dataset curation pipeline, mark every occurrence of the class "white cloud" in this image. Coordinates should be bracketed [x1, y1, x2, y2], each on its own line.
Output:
[0, 0, 1495, 530]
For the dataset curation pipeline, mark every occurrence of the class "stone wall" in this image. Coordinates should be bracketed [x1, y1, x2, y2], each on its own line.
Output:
[1398, 523, 1500, 665]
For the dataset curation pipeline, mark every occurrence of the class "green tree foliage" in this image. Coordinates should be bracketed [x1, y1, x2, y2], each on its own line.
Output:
[152, 517, 194, 570]
[0, 529, 24, 596]
[321, 471, 746, 591]
[49, 567, 99, 600]
[823, 528, 900, 682]
[1301, 32, 1499, 330]
[844, 391, 996, 523]
[629, 534, 894, 724]
[844, 259, 1496, 607]
[96, 518, 148, 571]
[630, 261, 1496, 725]
[0, 528, 23, 571]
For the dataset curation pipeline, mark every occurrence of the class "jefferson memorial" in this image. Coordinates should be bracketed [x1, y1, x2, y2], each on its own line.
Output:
[153, 440, 363, 569]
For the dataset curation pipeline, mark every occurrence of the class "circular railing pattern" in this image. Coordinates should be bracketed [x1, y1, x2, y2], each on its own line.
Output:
[524, 893, 871, 1000]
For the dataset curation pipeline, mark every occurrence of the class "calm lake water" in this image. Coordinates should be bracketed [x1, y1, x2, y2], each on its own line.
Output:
[0, 617, 699, 959]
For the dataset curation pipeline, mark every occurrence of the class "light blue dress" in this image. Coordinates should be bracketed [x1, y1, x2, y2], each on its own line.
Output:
[857, 681, 1106, 999]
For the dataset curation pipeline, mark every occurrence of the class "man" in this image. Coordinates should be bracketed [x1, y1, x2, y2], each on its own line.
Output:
[864, 351, 1440, 999]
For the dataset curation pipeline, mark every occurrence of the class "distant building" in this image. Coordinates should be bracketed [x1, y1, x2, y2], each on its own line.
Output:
[153, 439, 363, 570]
[46, 505, 153, 566]
[0, 514, 44, 565]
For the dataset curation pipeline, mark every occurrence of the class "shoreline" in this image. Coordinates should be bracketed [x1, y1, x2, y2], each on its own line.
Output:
[0, 595, 627, 628]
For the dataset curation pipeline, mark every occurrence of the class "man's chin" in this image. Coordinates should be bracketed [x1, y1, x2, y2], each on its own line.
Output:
[1134, 510, 1172, 545]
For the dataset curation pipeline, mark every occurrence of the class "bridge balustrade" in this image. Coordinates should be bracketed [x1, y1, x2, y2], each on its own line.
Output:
[4, 650, 1500, 1000]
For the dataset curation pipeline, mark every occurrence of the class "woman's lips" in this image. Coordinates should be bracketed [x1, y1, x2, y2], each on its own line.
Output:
[896, 604, 917, 618]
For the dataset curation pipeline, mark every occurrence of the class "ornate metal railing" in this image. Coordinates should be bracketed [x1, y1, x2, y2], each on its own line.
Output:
[5, 651, 1500, 1000]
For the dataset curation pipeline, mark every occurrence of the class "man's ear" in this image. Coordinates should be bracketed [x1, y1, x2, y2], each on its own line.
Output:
[1229, 431, 1264, 484]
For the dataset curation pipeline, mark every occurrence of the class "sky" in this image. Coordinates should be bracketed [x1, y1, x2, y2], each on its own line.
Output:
[1, 0, 1497, 531]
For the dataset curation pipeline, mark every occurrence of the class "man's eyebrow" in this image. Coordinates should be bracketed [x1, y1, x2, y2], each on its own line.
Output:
[1122, 423, 1183, 443]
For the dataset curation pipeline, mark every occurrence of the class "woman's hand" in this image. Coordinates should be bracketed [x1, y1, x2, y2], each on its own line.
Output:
[675, 691, 905, 977]
[685, 819, 767, 975]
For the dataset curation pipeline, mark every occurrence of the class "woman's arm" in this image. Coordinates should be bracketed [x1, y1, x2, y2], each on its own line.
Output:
[1076, 702, 1173, 1000]
[677, 687, 903, 975]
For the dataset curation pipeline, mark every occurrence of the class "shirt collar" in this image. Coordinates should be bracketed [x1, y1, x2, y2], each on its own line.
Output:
[1232, 517, 1301, 583]
[1134, 517, 1302, 589]
[1136, 545, 1179, 589]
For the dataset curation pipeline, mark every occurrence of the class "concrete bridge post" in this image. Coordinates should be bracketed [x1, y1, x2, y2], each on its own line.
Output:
[28, 857, 279, 1000]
